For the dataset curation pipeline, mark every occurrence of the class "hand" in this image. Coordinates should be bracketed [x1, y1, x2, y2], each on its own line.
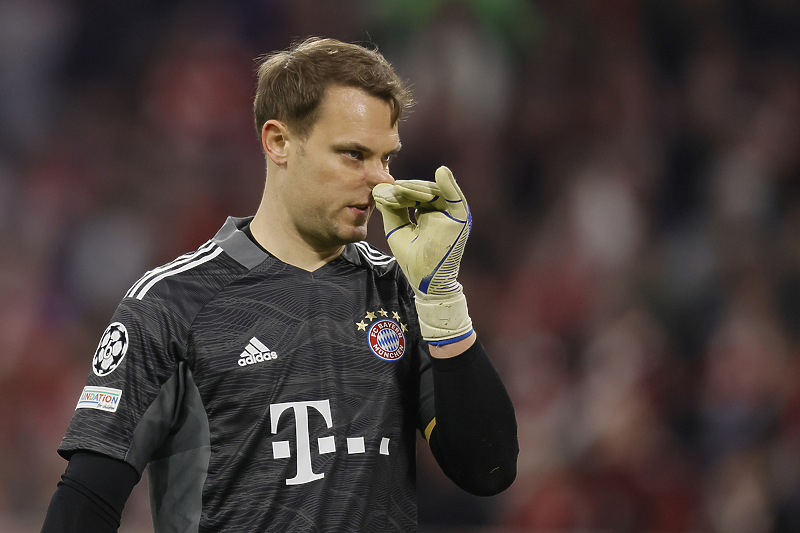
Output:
[373, 166, 473, 345]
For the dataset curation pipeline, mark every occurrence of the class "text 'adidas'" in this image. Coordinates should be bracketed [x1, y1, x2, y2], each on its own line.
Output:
[239, 337, 277, 367]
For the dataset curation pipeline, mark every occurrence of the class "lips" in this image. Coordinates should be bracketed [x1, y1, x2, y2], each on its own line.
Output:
[349, 205, 370, 216]
[348, 198, 374, 215]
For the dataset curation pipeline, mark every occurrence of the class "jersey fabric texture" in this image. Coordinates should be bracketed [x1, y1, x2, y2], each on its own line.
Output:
[59, 216, 436, 533]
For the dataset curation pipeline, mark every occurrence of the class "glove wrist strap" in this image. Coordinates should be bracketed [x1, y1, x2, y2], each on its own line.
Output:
[426, 329, 474, 346]
[414, 289, 473, 344]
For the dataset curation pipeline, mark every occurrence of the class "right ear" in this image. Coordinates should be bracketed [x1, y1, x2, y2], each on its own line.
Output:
[261, 119, 290, 166]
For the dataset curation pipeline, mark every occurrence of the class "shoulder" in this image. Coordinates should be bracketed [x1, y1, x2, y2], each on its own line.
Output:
[122, 217, 267, 316]
[123, 240, 230, 302]
[124, 238, 250, 305]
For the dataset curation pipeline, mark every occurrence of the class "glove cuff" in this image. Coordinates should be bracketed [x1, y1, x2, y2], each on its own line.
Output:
[414, 288, 473, 345]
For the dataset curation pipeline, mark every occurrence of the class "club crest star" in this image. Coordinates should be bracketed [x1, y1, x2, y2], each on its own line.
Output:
[356, 320, 368, 331]
[392, 311, 401, 320]
[365, 311, 376, 320]
[379, 308, 388, 317]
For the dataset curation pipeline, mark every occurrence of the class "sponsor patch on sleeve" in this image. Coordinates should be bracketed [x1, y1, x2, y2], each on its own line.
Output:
[76, 386, 123, 413]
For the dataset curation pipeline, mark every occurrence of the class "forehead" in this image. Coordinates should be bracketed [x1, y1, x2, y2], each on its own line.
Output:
[307, 85, 399, 149]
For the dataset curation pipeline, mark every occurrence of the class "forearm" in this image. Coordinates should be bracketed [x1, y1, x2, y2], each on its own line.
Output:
[427, 339, 518, 496]
[41, 452, 138, 533]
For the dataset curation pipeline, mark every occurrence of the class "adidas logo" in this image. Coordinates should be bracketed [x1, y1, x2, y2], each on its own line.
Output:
[238, 337, 277, 367]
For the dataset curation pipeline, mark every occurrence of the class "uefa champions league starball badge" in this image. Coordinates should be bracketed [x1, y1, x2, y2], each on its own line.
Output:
[92, 322, 129, 376]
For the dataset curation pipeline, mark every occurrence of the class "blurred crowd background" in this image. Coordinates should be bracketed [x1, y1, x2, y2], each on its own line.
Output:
[3, 0, 800, 531]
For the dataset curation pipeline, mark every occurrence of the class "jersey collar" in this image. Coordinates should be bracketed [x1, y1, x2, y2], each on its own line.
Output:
[212, 216, 268, 269]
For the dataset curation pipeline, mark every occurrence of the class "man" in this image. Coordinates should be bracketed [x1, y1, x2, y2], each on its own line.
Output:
[41, 37, 517, 532]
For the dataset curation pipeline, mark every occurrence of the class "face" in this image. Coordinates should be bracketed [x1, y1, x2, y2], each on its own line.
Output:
[277, 85, 400, 251]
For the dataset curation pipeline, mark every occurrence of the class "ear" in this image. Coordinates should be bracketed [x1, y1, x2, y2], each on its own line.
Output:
[261, 119, 290, 166]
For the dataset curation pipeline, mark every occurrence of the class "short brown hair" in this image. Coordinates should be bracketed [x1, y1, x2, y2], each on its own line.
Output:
[253, 37, 412, 139]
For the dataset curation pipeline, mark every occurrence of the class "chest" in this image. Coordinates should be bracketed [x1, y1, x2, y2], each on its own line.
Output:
[187, 268, 418, 405]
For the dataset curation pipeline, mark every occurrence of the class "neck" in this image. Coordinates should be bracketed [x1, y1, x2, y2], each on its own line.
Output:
[249, 202, 343, 272]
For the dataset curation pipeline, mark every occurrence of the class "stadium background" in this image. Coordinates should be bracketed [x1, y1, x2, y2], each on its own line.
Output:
[3, 0, 800, 531]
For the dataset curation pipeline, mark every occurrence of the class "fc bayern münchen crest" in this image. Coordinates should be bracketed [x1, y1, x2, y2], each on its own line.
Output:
[368, 319, 406, 361]
[93, 322, 129, 376]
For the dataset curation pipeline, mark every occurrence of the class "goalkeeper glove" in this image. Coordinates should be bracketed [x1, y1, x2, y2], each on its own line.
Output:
[372, 166, 473, 345]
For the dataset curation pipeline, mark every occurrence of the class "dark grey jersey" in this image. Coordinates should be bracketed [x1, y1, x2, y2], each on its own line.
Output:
[59, 216, 436, 533]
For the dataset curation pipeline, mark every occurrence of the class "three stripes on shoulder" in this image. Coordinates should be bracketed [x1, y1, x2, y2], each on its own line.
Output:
[125, 241, 222, 300]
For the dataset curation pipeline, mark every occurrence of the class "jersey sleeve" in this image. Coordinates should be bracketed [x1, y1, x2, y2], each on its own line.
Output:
[58, 295, 189, 475]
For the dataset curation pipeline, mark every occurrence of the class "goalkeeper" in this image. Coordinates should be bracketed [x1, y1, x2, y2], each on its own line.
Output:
[42, 37, 517, 533]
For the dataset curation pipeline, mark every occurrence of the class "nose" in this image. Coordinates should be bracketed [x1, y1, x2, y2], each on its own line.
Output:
[366, 164, 394, 188]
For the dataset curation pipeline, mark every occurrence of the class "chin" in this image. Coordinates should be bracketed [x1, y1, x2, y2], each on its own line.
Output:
[342, 226, 368, 243]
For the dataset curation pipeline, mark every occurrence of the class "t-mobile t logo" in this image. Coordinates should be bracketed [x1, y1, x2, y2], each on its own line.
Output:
[270, 400, 332, 485]
[270, 399, 391, 486]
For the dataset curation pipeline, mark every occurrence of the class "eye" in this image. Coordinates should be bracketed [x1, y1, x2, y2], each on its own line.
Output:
[381, 153, 394, 167]
[343, 150, 362, 160]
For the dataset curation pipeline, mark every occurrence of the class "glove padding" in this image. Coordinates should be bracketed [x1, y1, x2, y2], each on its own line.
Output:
[372, 166, 473, 345]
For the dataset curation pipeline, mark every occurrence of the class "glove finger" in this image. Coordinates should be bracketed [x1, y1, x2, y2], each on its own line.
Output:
[372, 183, 417, 209]
[434, 166, 469, 222]
[391, 181, 439, 201]
[393, 181, 448, 210]
[392, 179, 438, 190]
[393, 180, 439, 196]
[373, 187, 413, 235]
[374, 200, 416, 265]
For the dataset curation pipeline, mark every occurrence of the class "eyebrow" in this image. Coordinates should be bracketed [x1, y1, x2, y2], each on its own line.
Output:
[335, 141, 402, 156]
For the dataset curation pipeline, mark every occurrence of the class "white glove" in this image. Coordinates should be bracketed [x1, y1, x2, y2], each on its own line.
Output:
[372, 166, 473, 345]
